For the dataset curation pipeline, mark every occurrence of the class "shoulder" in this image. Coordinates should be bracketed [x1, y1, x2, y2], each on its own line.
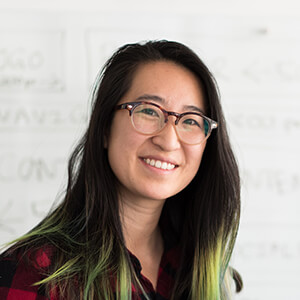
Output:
[0, 246, 54, 300]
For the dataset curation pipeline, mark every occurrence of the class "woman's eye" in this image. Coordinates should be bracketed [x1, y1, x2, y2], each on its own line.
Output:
[183, 119, 201, 127]
[138, 108, 159, 117]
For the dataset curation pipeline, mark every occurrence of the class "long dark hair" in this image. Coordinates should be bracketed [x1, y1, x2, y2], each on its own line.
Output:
[4, 40, 242, 299]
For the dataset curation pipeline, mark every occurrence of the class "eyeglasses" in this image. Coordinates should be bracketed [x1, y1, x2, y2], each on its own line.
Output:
[116, 101, 218, 145]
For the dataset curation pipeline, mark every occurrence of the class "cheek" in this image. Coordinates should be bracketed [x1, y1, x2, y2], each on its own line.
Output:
[107, 136, 128, 186]
[108, 114, 140, 146]
[108, 116, 131, 153]
[107, 120, 127, 177]
[107, 120, 145, 176]
[186, 145, 206, 176]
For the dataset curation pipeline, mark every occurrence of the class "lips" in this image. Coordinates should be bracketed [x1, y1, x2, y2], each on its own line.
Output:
[143, 158, 176, 170]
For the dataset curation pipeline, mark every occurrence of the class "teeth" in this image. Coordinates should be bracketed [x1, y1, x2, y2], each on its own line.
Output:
[143, 158, 176, 170]
[161, 162, 168, 170]
[155, 160, 162, 168]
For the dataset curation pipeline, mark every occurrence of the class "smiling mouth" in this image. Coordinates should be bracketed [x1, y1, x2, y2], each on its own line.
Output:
[143, 158, 176, 170]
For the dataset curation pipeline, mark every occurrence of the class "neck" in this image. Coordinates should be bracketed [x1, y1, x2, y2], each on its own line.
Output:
[120, 195, 165, 255]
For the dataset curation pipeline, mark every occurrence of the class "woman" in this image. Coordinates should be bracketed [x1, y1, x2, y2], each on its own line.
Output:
[0, 40, 242, 299]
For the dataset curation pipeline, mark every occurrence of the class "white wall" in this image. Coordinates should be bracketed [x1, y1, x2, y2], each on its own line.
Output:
[0, 1, 299, 299]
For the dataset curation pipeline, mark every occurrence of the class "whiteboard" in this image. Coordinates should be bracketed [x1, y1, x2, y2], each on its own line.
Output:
[0, 9, 299, 300]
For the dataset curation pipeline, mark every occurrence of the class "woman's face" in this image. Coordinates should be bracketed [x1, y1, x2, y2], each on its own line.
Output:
[107, 61, 207, 203]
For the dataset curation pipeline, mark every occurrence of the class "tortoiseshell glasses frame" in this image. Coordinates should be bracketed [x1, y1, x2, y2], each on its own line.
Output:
[116, 101, 218, 145]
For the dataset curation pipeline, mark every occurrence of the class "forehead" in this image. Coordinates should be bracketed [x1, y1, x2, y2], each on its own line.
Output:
[123, 61, 206, 112]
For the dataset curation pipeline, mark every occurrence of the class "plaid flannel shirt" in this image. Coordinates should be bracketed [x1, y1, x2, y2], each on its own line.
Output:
[0, 245, 179, 300]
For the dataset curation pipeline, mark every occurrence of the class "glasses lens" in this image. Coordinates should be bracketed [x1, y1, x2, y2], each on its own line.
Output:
[132, 103, 164, 134]
[177, 114, 210, 144]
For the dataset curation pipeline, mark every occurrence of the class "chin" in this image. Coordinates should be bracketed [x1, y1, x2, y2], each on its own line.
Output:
[143, 189, 181, 201]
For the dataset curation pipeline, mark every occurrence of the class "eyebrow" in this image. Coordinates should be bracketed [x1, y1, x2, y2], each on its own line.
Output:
[135, 94, 206, 115]
[135, 94, 164, 102]
[183, 105, 205, 114]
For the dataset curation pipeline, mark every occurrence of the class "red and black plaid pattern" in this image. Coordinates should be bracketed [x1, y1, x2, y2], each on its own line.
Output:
[130, 246, 179, 300]
[0, 253, 49, 300]
[0, 246, 179, 299]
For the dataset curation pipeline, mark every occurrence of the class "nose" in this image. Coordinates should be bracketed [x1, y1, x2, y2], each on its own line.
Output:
[151, 117, 181, 151]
